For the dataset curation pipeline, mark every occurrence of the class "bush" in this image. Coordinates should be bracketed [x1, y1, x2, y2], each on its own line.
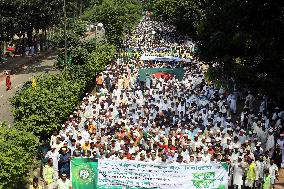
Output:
[0, 123, 39, 188]
[11, 74, 84, 136]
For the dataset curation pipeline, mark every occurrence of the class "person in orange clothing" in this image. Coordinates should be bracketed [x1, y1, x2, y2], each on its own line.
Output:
[96, 73, 103, 91]
[82, 140, 90, 152]
[88, 122, 96, 134]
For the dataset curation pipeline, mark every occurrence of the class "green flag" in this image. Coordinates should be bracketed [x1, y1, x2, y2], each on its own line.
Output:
[71, 158, 98, 189]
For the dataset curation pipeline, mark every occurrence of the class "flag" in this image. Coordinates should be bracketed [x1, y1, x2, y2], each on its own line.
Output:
[71, 158, 98, 189]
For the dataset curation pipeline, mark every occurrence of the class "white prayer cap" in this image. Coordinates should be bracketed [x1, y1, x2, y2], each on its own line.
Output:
[245, 140, 248, 143]
[206, 138, 211, 143]
[216, 129, 220, 132]
[240, 129, 245, 132]
[198, 129, 202, 133]
[208, 143, 212, 146]
[119, 150, 124, 153]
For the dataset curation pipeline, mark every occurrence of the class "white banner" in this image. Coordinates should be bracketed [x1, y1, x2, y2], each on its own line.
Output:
[97, 159, 229, 189]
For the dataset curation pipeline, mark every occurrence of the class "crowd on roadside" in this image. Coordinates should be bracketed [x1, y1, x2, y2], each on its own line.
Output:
[38, 16, 284, 189]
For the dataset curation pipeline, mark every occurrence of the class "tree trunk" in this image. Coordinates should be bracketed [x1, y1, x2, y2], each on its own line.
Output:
[80, 0, 83, 16]
[27, 30, 33, 47]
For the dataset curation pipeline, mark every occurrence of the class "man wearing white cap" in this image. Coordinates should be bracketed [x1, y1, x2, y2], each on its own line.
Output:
[265, 129, 275, 157]
[276, 133, 284, 167]
[238, 129, 247, 144]
[232, 157, 244, 189]
[54, 173, 71, 189]
[45, 145, 60, 179]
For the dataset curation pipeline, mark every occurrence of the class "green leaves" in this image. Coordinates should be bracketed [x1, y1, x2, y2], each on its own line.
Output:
[0, 0, 63, 41]
[0, 123, 39, 188]
[11, 74, 82, 135]
[151, 0, 284, 103]
[82, 0, 142, 46]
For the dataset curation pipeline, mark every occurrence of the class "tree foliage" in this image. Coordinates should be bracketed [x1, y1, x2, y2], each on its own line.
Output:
[150, 0, 284, 103]
[151, 0, 202, 37]
[82, 0, 142, 45]
[0, 123, 39, 188]
[11, 74, 84, 136]
[0, 0, 95, 44]
[49, 19, 88, 48]
[0, 0, 63, 42]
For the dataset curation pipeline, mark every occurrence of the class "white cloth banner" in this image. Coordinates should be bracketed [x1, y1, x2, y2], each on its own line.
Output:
[140, 54, 191, 62]
[98, 159, 229, 189]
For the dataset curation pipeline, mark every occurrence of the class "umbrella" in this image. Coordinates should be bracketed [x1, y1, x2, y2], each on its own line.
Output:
[151, 72, 173, 80]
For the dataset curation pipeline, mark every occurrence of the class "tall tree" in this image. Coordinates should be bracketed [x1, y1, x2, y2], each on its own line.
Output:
[82, 0, 142, 45]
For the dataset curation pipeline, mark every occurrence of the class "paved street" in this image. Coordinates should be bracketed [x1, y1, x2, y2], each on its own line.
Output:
[0, 53, 58, 124]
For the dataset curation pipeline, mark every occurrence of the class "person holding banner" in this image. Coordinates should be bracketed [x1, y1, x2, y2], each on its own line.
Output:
[42, 158, 56, 189]
[54, 174, 71, 189]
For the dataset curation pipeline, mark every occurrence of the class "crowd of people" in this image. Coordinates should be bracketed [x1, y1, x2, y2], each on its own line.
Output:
[40, 16, 284, 189]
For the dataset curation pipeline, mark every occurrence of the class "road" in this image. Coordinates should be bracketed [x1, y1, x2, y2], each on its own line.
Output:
[0, 53, 58, 124]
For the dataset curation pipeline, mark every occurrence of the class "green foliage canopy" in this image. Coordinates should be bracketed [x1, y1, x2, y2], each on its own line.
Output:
[82, 0, 142, 45]
[0, 123, 39, 188]
[150, 0, 284, 102]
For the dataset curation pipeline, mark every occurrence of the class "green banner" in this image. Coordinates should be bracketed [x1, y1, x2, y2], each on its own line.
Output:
[71, 158, 98, 189]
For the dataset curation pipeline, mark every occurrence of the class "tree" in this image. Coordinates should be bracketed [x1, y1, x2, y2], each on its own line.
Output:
[196, 0, 284, 101]
[151, 0, 284, 104]
[0, 123, 39, 188]
[82, 0, 142, 45]
[149, 0, 202, 37]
